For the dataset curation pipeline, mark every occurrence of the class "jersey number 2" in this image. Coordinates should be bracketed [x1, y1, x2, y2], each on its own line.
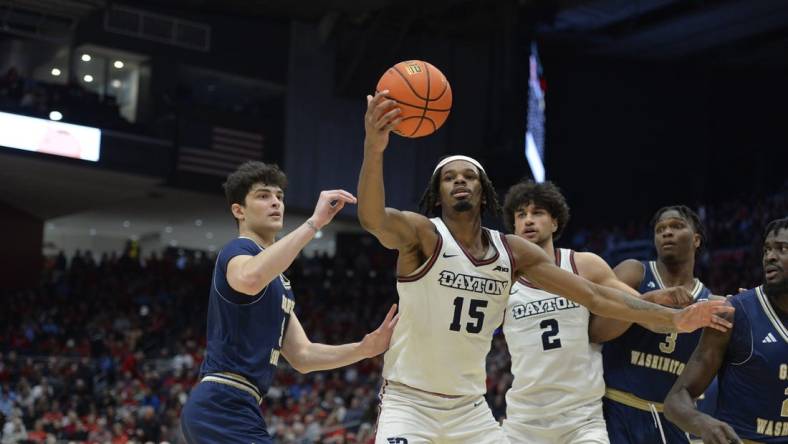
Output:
[450, 297, 487, 334]
[540, 318, 562, 350]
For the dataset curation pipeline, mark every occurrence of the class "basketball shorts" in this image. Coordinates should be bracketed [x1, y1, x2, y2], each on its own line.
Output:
[503, 399, 609, 444]
[375, 380, 509, 444]
[603, 397, 689, 444]
[181, 379, 271, 444]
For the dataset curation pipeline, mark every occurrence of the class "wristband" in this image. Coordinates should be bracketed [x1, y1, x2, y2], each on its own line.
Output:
[305, 219, 320, 233]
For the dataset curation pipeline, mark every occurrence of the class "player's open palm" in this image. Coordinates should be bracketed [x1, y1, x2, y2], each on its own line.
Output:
[311, 189, 356, 228]
[359, 304, 400, 358]
[698, 416, 742, 443]
[673, 299, 734, 333]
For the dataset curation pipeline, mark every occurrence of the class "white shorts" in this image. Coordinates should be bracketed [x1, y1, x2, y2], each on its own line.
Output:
[503, 399, 609, 444]
[375, 381, 509, 444]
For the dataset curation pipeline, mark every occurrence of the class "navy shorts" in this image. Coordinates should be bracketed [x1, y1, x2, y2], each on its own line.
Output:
[603, 397, 689, 444]
[181, 381, 272, 444]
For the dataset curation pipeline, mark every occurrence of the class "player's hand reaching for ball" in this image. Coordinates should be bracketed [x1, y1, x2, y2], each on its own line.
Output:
[364, 91, 402, 153]
[672, 299, 734, 333]
[309, 189, 357, 230]
[359, 304, 400, 358]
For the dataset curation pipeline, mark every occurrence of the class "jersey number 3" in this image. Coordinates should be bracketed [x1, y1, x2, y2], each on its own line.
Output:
[540, 318, 562, 350]
[450, 297, 487, 334]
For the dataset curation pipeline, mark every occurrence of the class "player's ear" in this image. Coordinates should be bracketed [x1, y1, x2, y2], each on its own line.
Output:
[693, 233, 701, 249]
[231, 203, 245, 221]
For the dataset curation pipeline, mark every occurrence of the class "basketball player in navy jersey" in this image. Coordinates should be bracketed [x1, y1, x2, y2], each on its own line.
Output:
[360, 91, 733, 444]
[500, 181, 695, 444]
[666, 218, 788, 444]
[592, 206, 715, 443]
[180, 161, 399, 444]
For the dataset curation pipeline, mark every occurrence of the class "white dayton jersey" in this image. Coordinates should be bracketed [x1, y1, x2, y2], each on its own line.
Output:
[383, 217, 515, 396]
[504, 248, 605, 421]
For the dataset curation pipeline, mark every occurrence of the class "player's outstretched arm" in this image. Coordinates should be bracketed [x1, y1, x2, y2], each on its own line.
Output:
[358, 91, 425, 251]
[281, 304, 400, 374]
[664, 326, 741, 443]
[508, 235, 733, 332]
[587, 257, 697, 342]
[227, 189, 356, 295]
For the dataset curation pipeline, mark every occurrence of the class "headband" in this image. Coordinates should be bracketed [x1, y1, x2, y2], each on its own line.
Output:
[432, 155, 485, 175]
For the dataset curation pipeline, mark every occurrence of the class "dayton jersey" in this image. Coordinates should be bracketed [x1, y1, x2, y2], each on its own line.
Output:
[199, 237, 296, 395]
[504, 248, 604, 420]
[715, 287, 788, 442]
[383, 217, 514, 396]
[602, 261, 710, 403]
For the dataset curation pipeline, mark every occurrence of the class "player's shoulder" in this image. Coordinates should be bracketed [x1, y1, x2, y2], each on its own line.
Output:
[225, 236, 261, 252]
[728, 287, 758, 307]
[218, 237, 261, 263]
[571, 251, 606, 266]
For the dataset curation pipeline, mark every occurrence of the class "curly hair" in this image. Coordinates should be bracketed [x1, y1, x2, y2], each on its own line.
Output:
[417, 162, 501, 218]
[764, 217, 788, 241]
[223, 161, 288, 209]
[650, 205, 706, 249]
[502, 180, 570, 240]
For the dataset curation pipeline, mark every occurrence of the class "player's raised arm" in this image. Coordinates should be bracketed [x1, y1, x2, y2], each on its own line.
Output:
[358, 91, 424, 251]
[508, 235, 733, 332]
[664, 326, 740, 443]
[227, 189, 356, 295]
[586, 257, 696, 342]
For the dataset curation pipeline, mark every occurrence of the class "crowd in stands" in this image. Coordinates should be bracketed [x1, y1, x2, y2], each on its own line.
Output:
[0, 67, 130, 131]
[0, 190, 784, 443]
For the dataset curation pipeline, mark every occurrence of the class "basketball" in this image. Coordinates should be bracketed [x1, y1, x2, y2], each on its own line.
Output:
[376, 60, 452, 138]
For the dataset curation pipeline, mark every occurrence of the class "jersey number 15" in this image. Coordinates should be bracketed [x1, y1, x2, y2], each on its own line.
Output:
[449, 297, 488, 334]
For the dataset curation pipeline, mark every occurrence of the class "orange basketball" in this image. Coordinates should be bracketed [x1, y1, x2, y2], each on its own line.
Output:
[376, 60, 452, 138]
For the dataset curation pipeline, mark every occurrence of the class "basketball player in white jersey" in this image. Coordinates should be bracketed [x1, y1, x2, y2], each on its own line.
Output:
[500, 180, 695, 444]
[359, 91, 733, 444]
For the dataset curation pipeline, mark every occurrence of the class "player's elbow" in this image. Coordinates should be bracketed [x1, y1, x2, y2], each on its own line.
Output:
[289, 361, 312, 374]
[358, 213, 383, 233]
[663, 387, 683, 423]
[283, 346, 313, 374]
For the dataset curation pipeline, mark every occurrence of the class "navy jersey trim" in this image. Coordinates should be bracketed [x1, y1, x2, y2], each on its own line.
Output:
[756, 286, 788, 343]
[213, 259, 267, 305]
[648, 261, 705, 300]
[397, 235, 443, 282]
[728, 294, 754, 366]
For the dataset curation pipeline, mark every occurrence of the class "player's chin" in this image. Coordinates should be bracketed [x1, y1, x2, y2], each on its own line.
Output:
[263, 220, 284, 231]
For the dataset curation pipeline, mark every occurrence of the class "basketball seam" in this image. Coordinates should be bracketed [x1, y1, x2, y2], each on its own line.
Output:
[410, 63, 431, 136]
[391, 65, 430, 101]
[393, 100, 450, 113]
[433, 76, 449, 101]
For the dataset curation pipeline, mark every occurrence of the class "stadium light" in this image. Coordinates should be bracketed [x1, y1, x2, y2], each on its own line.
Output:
[48, 111, 63, 121]
[81, 54, 92, 62]
[83, 74, 94, 83]
[113, 60, 124, 69]
[50, 68, 61, 76]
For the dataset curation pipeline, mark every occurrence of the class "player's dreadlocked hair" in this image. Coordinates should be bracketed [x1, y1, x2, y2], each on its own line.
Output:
[650, 205, 706, 249]
[502, 180, 570, 239]
[418, 164, 502, 218]
[764, 217, 788, 241]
